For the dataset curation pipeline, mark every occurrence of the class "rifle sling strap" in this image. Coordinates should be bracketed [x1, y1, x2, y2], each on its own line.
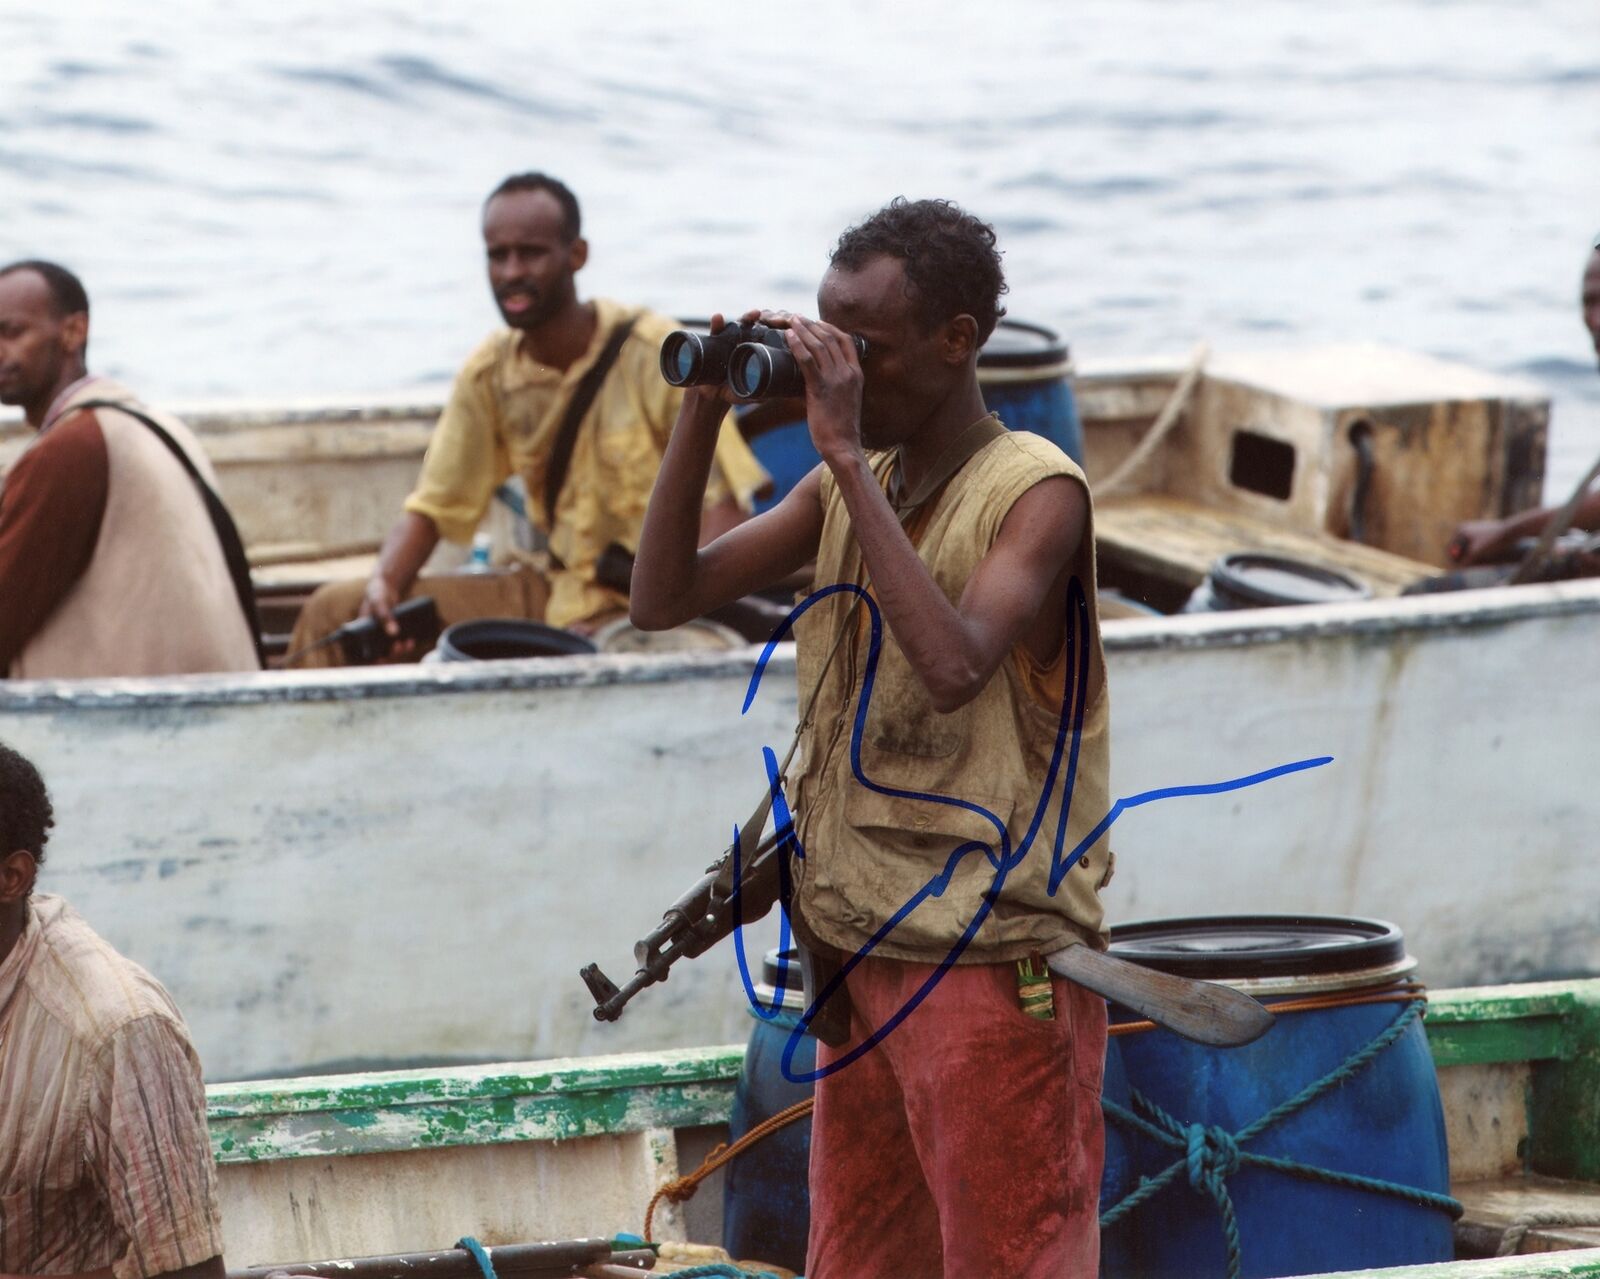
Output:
[75, 400, 266, 669]
[542, 315, 638, 522]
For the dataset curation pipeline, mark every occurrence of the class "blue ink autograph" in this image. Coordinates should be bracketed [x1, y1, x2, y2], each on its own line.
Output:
[730, 579, 1333, 1084]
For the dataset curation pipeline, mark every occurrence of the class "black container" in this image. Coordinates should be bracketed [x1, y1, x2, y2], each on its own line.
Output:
[433, 618, 597, 661]
[1185, 552, 1372, 612]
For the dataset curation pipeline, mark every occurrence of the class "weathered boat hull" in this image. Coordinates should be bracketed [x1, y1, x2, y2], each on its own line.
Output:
[204, 980, 1600, 1272]
[5, 580, 1597, 1083]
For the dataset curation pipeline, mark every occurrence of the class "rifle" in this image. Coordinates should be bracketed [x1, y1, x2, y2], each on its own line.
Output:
[580, 826, 786, 1023]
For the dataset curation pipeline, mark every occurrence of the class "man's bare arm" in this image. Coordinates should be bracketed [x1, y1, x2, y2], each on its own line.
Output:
[632, 354, 823, 629]
[362, 510, 440, 635]
[1449, 487, 1600, 565]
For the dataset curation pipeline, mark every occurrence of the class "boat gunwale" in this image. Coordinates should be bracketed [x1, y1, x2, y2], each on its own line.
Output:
[5, 578, 1600, 712]
[200, 981, 1600, 1165]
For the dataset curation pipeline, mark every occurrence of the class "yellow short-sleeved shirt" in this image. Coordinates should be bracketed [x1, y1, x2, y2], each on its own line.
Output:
[405, 298, 771, 628]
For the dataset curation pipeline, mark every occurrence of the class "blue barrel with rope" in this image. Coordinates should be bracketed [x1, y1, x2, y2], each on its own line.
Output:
[722, 947, 816, 1273]
[738, 318, 1083, 513]
[1098, 915, 1458, 1279]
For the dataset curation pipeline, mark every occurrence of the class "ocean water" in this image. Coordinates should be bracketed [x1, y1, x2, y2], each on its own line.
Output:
[2, 0, 1598, 497]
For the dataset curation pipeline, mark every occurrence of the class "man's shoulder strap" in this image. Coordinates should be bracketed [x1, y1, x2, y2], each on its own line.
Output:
[543, 315, 639, 519]
[75, 399, 266, 669]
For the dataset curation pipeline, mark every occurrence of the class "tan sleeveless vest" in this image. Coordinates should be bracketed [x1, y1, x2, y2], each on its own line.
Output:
[790, 427, 1114, 964]
[8, 380, 259, 679]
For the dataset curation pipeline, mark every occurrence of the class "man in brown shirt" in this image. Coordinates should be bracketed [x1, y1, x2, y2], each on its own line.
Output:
[631, 199, 1108, 1277]
[0, 741, 227, 1278]
[0, 260, 258, 678]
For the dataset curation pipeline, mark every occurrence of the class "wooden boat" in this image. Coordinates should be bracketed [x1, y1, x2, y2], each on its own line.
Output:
[205, 978, 1600, 1274]
[3, 344, 1593, 1086]
[0, 339, 1554, 632]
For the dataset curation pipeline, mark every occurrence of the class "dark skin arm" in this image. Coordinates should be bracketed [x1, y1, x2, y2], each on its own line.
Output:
[1449, 488, 1600, 565]
[633, 312, 1084, 712]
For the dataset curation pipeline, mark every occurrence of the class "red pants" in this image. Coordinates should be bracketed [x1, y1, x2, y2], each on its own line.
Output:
[806, 956, 1106, 1279]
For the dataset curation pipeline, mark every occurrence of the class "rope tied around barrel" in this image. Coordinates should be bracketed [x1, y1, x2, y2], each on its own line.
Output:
[1100, 998, 1463, 1279]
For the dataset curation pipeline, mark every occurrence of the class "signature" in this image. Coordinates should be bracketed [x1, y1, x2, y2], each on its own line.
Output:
[729, 579, 1333, 1084]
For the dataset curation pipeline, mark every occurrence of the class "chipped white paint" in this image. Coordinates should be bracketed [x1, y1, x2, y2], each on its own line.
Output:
[3, 581, 1597, 1081]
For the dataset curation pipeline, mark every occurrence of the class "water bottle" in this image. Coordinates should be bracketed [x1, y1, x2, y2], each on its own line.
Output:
[465, 532, 493, 573]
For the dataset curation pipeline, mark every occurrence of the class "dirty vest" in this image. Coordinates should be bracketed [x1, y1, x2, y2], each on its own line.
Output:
[790, 426, 1113, 965]
[8, 380, 259, 679]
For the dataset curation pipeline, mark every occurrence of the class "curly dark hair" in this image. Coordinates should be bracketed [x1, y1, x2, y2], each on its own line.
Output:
[0, 742, 53, 866]
[830, 197, 1008, 344]
[484, 172, 581, 243]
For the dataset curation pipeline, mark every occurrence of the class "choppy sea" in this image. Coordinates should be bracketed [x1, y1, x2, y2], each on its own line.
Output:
[3, 0, 1597, 496]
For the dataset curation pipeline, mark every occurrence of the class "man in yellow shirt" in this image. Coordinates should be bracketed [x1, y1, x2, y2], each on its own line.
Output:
[290, 172, 768, 660]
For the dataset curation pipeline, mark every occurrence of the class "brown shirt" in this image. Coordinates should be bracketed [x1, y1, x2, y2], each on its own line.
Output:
[791, 427, 1114, 964]
[0, 895, 224, 1277]
[0, 409, 110, 672]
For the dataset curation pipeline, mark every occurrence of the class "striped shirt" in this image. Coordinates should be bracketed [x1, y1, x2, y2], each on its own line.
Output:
[0, 894, 224, 1277]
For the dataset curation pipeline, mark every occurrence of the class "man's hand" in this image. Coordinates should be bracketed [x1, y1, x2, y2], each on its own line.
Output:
[785, 314, 866, 466]
[1447, 517, 1516, 566]
[741, 308, 866, 464]
[359, 571, 402, 636]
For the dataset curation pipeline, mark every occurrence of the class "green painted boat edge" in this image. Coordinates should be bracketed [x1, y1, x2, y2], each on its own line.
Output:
[1304, 1246, 1600, 1278]
[203, 980, 1600, 1167]
[206, 1043, 744, 1163]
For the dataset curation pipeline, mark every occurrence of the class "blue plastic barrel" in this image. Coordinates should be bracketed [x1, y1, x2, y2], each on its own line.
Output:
[722, 948, 815, 1273]
[1099, 916, 1455, 1279]
[742, 318, 1082, 512]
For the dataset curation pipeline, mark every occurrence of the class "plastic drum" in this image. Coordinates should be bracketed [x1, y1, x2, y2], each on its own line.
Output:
[432, 618, 597, 661]
[1099, 916, 1454, 1279]
[1184, 552, 1372, 612]
[722, 947, 815, 1273]
[742, 318, 1083, 512]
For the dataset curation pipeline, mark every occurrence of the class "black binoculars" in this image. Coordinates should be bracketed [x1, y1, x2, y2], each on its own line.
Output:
[660, 321, 867, 399]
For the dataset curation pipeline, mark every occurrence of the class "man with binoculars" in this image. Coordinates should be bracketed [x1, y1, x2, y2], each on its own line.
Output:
[632, 197, 1113, 1277]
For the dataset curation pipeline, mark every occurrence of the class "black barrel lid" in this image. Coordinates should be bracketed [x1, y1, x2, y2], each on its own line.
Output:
[437, 618, 598, 661]
[977, 319, 1069, 369]
[763, 947, 804, 994]
[1108, 915, 1406, 981]
[1210, 553, 1372, 608]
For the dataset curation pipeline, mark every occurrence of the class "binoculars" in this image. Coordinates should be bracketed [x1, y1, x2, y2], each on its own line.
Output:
[660, 321, 867, 399]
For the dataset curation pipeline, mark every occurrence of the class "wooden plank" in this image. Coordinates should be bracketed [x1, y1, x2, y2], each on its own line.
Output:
[1096, 493, 1438, 597]
[1455, 1175, 1600, 1258]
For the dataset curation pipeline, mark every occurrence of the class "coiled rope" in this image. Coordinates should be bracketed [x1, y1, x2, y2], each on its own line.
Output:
[1099, 997, 1463, 1279]
[643, 1097, 815, 1243]
[1497, 1210, 1600, 1256]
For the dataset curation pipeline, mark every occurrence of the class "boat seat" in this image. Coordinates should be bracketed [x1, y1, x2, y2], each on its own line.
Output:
[1454, 1174, 1600, 1257]
[1095, 494, 1438, 599]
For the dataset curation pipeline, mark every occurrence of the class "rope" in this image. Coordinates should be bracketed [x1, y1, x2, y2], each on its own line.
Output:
[643, 1098, 816, 1242]
[1109, 982, 1428, 1037]
[661, 1266, 785, 1278]
[1497, 1210, 1600, 1256]
[454, 1237, 498, 1279]
[1099, 998, 1463, 1279]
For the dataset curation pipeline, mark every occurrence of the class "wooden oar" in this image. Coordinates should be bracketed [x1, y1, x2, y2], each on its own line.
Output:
[1047, 943, 1273, 1047]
